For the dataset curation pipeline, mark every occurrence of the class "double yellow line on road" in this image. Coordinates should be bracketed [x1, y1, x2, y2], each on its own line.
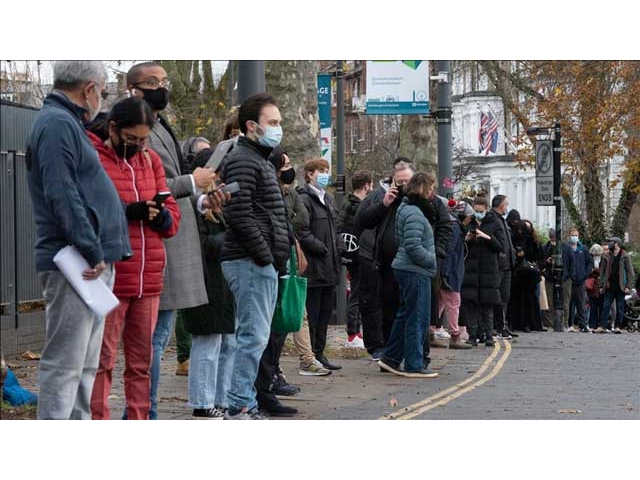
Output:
[380, 339, 512, 420]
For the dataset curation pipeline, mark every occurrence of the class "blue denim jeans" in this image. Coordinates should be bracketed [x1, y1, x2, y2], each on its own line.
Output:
[221, 259, 278, 412]
[216, 334, 236, 408]
[600, 289, 625, 329]
[383, 269, 432, 373]
[188, 333, 236, 409]
[149, 309, 176, 420]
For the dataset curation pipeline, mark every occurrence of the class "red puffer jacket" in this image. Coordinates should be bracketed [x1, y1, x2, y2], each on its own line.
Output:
[88, 131, 181, 298]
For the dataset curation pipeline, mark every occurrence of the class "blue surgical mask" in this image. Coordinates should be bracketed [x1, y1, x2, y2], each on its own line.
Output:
[474, 211, 486, 221]
[252, 121, 283, 148]
[503, 207, 510, 218]
[570, 235, 579, 244]
[315, 173, 330, 189]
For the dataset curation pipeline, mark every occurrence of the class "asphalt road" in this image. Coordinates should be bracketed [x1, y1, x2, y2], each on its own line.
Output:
[5, 328, 639, 420]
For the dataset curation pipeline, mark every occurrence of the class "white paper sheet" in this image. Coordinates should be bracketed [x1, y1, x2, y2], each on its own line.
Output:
[53, 246, 120, 317]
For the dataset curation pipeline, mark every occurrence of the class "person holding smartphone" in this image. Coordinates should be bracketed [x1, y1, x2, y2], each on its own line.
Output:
[86, 97, 181, 419]
[460, 196, 506, 346]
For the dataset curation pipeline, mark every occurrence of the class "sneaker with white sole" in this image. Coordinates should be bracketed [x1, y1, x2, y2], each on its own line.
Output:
[592, 327, 607, 333]
[298, 360, 331, 376]
[434, 328, 451, 339]
[224, 408, 269, 420]
[403, 368, 438, 378]
[344, 335, 366, 349]
[378, 358, 405, 376]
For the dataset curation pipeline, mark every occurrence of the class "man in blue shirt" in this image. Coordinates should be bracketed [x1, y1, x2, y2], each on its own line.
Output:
[26, 61, 131, 419]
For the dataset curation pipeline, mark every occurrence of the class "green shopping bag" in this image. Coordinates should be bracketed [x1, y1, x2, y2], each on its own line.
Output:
[272, 246, 307, 333]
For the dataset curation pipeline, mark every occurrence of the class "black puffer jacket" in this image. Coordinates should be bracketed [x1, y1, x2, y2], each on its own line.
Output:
[220, 136, 290, 271]
[461, 211, 505, 305]
[296, 184, 344, 287]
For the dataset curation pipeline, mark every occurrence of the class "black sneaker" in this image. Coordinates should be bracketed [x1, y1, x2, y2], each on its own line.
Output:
[403, 368, 438, 378]
[500, 329, 513, 340]
[263, 403, 298, 417]
[272, 376, 301, 396]
[485, 338, 495, 347]
[378, 358, 404, 376]
[316, 354, 342, 370]
[465, 338, 478, 347]
[369, 348, 385, 362]
[192, 408, 224, 419]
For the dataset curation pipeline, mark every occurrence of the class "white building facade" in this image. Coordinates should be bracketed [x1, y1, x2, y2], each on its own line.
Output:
[450, 70, 625, 237]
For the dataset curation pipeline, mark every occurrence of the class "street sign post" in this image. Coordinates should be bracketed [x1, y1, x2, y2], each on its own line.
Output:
[535, 139, 554, 206]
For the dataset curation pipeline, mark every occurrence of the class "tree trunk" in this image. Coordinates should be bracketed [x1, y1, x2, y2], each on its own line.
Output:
[562, 189, 590, 245]
[398, 115, 437, 174]
[580, 155, 606, 243]
[265, 61, 320, 165]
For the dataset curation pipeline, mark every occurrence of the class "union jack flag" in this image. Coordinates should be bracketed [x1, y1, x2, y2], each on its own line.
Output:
[479, 111, 499, 155]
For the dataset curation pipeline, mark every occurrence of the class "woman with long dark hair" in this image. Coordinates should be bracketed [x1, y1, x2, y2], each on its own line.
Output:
[88, 97, 180, 419]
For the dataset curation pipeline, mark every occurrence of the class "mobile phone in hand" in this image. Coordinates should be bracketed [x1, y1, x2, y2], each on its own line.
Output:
[211, 181, 240, 196]
[153, 191, 171, 208]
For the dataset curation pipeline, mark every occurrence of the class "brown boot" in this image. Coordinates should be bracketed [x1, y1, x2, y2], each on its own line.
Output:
[449, 335, 472, 349]
[175, 359, 189, 376]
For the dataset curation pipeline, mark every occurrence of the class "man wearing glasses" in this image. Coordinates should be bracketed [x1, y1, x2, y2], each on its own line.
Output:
[126, 62, 223, 419]
[26, 61, 131, 419]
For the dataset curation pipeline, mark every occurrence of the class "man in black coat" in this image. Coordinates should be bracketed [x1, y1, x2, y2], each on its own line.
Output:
[354, 161, 414, 360]
[491, 194, 518, 339]
[219, 93, 290, 420]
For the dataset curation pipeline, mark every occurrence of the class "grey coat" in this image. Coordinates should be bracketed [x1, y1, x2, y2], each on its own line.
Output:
[149, 118, 208, 310]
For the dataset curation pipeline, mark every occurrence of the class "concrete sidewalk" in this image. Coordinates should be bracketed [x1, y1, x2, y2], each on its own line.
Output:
[2, 326, 466, 420]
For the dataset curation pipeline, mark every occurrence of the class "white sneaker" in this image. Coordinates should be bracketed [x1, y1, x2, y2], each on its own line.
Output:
[345, 336, 366, 349]
[567, 326, 579, 332]
[434, 328, 451, 339]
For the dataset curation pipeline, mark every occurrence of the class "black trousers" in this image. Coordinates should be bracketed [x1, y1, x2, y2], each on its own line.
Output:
[359, 260, 384, 353]
[494, 269, 511, 331]
[466, 303, 495, 339]
[255, 331, 287, 411]
[346, 263, 362, 335]
[379, 266, 400, 346]
[306, 285, 336, 357]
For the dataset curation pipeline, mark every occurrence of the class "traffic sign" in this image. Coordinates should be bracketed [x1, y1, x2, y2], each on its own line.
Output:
[535, 139, 554, 206]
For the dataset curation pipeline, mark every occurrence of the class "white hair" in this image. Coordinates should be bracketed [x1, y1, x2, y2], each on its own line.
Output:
[53, 61, 107, 90]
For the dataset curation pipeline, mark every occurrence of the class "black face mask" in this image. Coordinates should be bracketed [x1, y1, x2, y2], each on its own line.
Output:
[113, 135, 141, 160]
[280, 168, 296, 185]
[137, 87, 169, 111]
[396, 184, 405, 199]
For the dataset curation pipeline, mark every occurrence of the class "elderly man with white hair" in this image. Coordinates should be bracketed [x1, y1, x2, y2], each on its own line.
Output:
[26, 61, 131, 419]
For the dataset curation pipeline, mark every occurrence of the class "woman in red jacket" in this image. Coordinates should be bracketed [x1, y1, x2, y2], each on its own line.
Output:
[88, 97, 180, 419]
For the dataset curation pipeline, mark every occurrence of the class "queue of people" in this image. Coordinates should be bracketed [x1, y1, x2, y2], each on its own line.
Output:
[26, 61, 636, 420]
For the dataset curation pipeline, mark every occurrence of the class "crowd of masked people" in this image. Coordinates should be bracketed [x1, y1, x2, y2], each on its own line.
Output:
[26, 61, 636, 420]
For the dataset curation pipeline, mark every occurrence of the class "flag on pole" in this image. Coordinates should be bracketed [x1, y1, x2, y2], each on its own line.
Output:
[479, 111, 499, 155]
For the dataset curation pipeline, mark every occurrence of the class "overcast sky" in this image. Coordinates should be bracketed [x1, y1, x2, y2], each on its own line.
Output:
[2, 60, 229, 84]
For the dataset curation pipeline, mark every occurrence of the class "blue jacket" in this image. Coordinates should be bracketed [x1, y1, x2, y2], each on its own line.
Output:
[391, 199, 437, 277]
[562, 241, 593, 285]
[26, 92, 131, 271]
[439, 219, 465, 292]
